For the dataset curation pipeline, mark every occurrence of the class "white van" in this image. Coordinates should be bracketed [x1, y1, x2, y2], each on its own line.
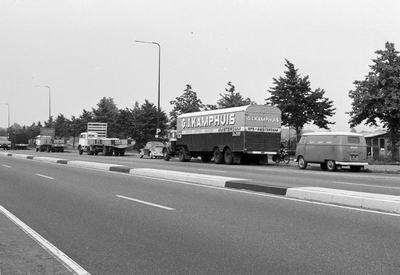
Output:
[295, 132, 368, 171]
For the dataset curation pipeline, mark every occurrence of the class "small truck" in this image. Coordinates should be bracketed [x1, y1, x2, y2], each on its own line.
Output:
[9, 133, 29, 150]
[35, 128, 65, 152]
[78, 122, 132, 156]
[163, 105, 282, 164]
[0, 136, 11, 150]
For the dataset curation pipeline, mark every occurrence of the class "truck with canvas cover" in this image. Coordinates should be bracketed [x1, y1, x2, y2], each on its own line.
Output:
[35, 128, 65, 152]
[163, 105, 281, 164]
[78, 122, 133, 156]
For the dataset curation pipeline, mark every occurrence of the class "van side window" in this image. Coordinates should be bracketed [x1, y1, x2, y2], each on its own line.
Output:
[347, 136, 360, 144]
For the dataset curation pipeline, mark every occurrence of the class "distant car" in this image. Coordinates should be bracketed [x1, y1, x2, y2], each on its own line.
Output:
[139, 141, 165, 159]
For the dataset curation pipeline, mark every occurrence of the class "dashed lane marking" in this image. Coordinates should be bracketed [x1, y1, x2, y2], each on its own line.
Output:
[117, 195, 175, 211]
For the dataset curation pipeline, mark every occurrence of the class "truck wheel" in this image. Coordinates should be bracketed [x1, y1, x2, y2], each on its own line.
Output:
[350, 166, 361, 172]
[103, 146, 108, 156]
[139, 151, 144, 158]
[326, 160, 337, 171]
[298, 156, 307, 169]
[224, 148, 234, 165]
[120, 151, 125, 156]
[149, 152, 154, 159]
[178, 148, 189, 162]
[79, 149, 83, 155]
[213, 148, 225, 164]
[163, 149, 170, 161]
[320, 163, 328, 170]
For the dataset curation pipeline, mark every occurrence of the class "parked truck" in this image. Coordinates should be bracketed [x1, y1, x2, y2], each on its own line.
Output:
[163, 105, 282, 164]
[9, 133, 29, 150]
[0, 136, 11, 150]
[78, 122, 133, 156]
[35, 128, 66, 152]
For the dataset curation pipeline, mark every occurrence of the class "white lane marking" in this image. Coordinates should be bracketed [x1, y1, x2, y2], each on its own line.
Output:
[333, 181, 400, 190]
[2, 164, 11, 168]
[36, 174, 54, 180]
[117, 195, 175, 211]
[0, 205, 90, 275]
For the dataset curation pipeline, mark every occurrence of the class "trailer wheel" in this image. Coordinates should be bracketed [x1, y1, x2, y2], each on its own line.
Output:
[224, 148, 234, 165]
[326, 160, 337, 171]
[213, 148, 225, 164]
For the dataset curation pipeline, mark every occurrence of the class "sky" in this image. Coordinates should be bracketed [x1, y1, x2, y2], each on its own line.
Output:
[1, 0, 399, 132]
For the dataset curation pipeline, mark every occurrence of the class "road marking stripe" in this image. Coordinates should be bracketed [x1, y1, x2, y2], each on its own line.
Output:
[36, 174, 54, 180]
[0, 205, 90, 275]
[333, 181, 400, 190]
[2, 164, 11, 168]
[116, 195, 175, 210]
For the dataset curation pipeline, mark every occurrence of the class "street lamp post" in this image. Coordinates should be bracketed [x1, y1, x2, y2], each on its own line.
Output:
[135, 40, 161, 138]
[36, 85, 51, 120]
[5, 103, 10, 128]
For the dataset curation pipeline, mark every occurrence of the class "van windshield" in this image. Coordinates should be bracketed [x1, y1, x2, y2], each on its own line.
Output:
[347, 136, 360, 144]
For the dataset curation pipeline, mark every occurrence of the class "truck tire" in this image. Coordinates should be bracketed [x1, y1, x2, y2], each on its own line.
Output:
[163, 149, 170, 161]
[103, 146, 108, 156]
[213, 148, 225, 164]
[298, 156, 307, 169]
[178, 147, 189, 162]
[139, 150, 144, 158]
[224, 148, 234, 165]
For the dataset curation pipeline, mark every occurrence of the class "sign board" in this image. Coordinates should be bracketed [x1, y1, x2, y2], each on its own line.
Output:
[87, 122, 108, 138]
[40, 128, 55, 137]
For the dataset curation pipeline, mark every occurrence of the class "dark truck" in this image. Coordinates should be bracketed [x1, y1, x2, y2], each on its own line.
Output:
[9, 133, 29, 150]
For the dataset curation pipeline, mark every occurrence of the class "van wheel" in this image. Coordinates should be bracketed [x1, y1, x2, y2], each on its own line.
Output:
[326, 160, 337, 171]
[213, 148, 225, 164]
[224, 148, 234, 165]
[298, 156, 307, 169]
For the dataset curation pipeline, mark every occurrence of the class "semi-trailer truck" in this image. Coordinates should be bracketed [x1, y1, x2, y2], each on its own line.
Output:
[163, 105, 281, 164]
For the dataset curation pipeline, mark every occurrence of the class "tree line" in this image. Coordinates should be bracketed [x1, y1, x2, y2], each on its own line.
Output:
[2, 42, 399, 160]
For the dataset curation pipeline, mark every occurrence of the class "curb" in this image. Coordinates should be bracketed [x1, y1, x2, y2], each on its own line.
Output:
[1, 152, 399, 214]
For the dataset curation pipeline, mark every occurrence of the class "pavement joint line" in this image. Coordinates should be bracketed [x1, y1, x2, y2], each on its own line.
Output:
[0, 205, 90, 275]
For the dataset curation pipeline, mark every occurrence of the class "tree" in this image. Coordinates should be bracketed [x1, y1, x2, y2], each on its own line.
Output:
[132, 100, 168, 149]
[266, 59, 336, 141]
[348, 42, 400, 161]
[53, 114, 71, 138]
[92, 97, 119, 137]
[169, 85, 205, 129]
[217, 82, 254, 108]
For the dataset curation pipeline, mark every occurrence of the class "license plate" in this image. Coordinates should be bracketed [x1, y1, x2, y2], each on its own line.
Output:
[350, 155, 359, 161]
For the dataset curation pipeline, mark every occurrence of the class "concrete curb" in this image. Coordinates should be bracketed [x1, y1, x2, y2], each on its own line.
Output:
[286, 187, 400, 213]
[1, 152, 400, 214]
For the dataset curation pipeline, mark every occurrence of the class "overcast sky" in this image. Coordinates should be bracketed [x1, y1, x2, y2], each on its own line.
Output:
[1, 0, 399, 132]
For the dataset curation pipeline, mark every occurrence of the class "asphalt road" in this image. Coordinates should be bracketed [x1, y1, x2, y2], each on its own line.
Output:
[17, 150, 400, 196]
[1, 156, 400, 274]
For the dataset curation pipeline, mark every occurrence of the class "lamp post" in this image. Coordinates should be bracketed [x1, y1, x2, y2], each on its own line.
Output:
[5, 103, 10, 128]
[36, 85, 51, 120]
[135, 40, 161, 138]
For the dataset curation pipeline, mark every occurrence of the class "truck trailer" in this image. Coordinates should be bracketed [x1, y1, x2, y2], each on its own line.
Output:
[163, 105, 282, 164]
[78, 122, 133, 156]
